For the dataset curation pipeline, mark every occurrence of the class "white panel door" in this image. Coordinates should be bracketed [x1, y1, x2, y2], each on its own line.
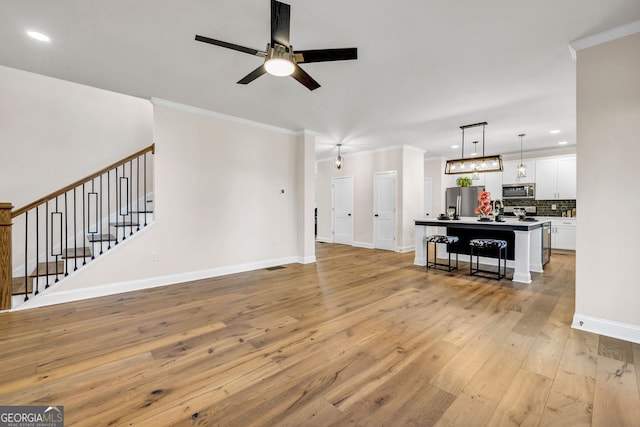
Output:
[424, 178, 432, 217]
[332, 176, 353, 245]
[374, 171, 397, 251]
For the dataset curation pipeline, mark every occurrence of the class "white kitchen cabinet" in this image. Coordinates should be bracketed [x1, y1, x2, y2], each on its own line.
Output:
[484, 170, 503, 199]
[535, 157, 576, 200]
[551, 219, 576, 250]
[502, 160, 535, 185]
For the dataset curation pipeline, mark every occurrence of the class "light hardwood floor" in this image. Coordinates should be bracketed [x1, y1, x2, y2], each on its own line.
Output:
[1, 243, 639, 426]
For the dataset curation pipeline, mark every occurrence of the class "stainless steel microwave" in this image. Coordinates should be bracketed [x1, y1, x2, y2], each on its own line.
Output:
[502, 183, 535, 199]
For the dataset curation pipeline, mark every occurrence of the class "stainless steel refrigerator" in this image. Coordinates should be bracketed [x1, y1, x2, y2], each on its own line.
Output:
[445, 186, 485, 217]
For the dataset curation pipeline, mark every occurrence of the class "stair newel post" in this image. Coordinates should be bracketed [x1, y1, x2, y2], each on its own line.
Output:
[0, 203, 13, 310]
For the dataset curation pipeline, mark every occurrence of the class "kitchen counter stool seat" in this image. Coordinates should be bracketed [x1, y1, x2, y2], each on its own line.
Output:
[469, 238, 507, 280]
[425, 235, 459, 272]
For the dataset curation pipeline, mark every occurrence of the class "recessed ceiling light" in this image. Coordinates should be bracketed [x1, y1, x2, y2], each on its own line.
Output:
[451, 145, 459, 149]
[470, 152, 478, 156]
[550, 129, 561, 134]
[26, 30, 50, 42]
[558, 141, 568, 145]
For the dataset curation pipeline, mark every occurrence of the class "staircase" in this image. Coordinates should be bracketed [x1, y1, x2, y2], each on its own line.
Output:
[0, 145, 155, 310]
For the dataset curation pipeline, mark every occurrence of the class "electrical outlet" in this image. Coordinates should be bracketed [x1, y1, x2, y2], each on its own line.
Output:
[151, 251, 158, 262]
[551, 204, 557, 210]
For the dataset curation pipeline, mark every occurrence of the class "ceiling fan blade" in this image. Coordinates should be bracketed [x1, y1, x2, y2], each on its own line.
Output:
[195, 35, 264, 56]
[237, 65, 267, 85]
[271, 0, 291, 47]
[294, 48, 358, 63]
[291, 65, 321, 91]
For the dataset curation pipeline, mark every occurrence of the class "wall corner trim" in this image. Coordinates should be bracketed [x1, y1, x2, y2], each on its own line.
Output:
[572, 313, 640, 344]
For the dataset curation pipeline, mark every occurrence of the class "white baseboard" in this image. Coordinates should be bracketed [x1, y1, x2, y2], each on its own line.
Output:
[316, 236, 333, 243]
[572, 313, 640, 344]
[13, 255, 301, 311]
[352, 241, 374, 249]
[396, 245, 415, 253]
[297, 255, 316, 264]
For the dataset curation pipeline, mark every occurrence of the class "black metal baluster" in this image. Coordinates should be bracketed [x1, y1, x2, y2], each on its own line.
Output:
[120, 164, 127, 241]
[99, 174, 103, 254]
[73, 187, 78, 271]
[129, 160, 133, 236]
[107, 170, 111, 250]
[115, 166, 119, 245]
[136, 156, 140, 231]
[45, 201, 50, 288]
[144, 152, 148, 227]
[23, 211, 29, 301]
[54, 197, 60, 282]
[82, 183, 87, 265]
[64, 192, 69, 276]
[89, 179, 96, 260]
[35, 207, 39, 295]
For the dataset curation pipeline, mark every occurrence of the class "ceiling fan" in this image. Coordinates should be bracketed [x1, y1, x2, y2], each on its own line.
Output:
[195, 0, 358, 91]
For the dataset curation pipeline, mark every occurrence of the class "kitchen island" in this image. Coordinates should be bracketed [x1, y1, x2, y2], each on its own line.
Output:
[414, 217, 551, 283]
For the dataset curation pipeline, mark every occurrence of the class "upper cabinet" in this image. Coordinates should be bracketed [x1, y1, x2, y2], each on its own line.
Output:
[502, 160, 536, 185]
[535, 156, 576, 200]
[484, 171, 503, 199]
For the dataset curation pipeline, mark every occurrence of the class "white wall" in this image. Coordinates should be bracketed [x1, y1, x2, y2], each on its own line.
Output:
[43, 101, 311, 296]
[424, 158, 446, 217]
[574, 31, 640, 343]
[315, 145, 423, 250]
[0, 66, 152, 208]
[401, 146, 425, 250]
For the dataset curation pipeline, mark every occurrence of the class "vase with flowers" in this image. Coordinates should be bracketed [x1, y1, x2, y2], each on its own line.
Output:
[475, 191, 493, 221]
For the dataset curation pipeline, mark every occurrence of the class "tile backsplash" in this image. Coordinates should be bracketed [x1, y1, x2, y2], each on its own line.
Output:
[503, 199, 576, 217]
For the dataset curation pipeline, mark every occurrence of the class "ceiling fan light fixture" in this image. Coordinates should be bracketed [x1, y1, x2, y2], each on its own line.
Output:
[264, 44, 295, 76]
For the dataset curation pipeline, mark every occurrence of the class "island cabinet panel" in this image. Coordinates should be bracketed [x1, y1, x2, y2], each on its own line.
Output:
[447, 227, 515, 260]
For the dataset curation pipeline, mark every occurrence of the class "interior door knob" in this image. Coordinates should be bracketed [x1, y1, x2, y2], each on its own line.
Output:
[374, 214, 379, 217]
[348, 213, 352, 216]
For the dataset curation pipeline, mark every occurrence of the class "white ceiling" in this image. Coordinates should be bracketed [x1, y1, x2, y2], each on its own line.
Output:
[2, 1, 640, 160]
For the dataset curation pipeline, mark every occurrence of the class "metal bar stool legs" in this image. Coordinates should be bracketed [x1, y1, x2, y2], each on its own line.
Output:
[469, 238, 507, 280]
[426, 235, 459, 272]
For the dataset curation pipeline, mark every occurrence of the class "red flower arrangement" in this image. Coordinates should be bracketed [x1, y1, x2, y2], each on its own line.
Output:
[474, 191, 492, 217]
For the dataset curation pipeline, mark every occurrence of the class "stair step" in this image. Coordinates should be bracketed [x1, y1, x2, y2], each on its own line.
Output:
[30, 261, 65, 277]
[110, 221, 139, 227]
[87, 233, 117, 243]
[12, 277, 31, 296]
[62, 247, 92, 259]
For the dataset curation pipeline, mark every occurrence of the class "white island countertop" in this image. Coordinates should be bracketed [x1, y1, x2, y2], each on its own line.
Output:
[414, 216, 550, 230]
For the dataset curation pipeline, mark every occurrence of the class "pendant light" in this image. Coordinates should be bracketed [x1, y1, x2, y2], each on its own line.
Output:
[445, 122, 503, 174]
[334, 144, 344, 170]
[517, 133, 527, 179]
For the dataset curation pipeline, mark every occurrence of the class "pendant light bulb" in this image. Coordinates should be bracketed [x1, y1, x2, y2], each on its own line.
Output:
[517, 133, 527, 179]
[335, 144, 343, 170]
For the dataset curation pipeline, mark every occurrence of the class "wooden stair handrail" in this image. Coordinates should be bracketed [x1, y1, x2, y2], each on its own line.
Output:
[12, 144, 154, 218]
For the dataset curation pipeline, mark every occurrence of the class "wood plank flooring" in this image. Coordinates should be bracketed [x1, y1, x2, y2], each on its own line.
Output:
[1, 243, 639, 426]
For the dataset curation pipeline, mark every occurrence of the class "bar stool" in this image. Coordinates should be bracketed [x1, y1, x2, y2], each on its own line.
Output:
[425, 235, 459, 272]
[469, 239, 507, 280]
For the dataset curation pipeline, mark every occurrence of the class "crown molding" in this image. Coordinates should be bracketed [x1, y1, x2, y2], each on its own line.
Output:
[569, 19, 640, 61]
[150, 97, 300, 135]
